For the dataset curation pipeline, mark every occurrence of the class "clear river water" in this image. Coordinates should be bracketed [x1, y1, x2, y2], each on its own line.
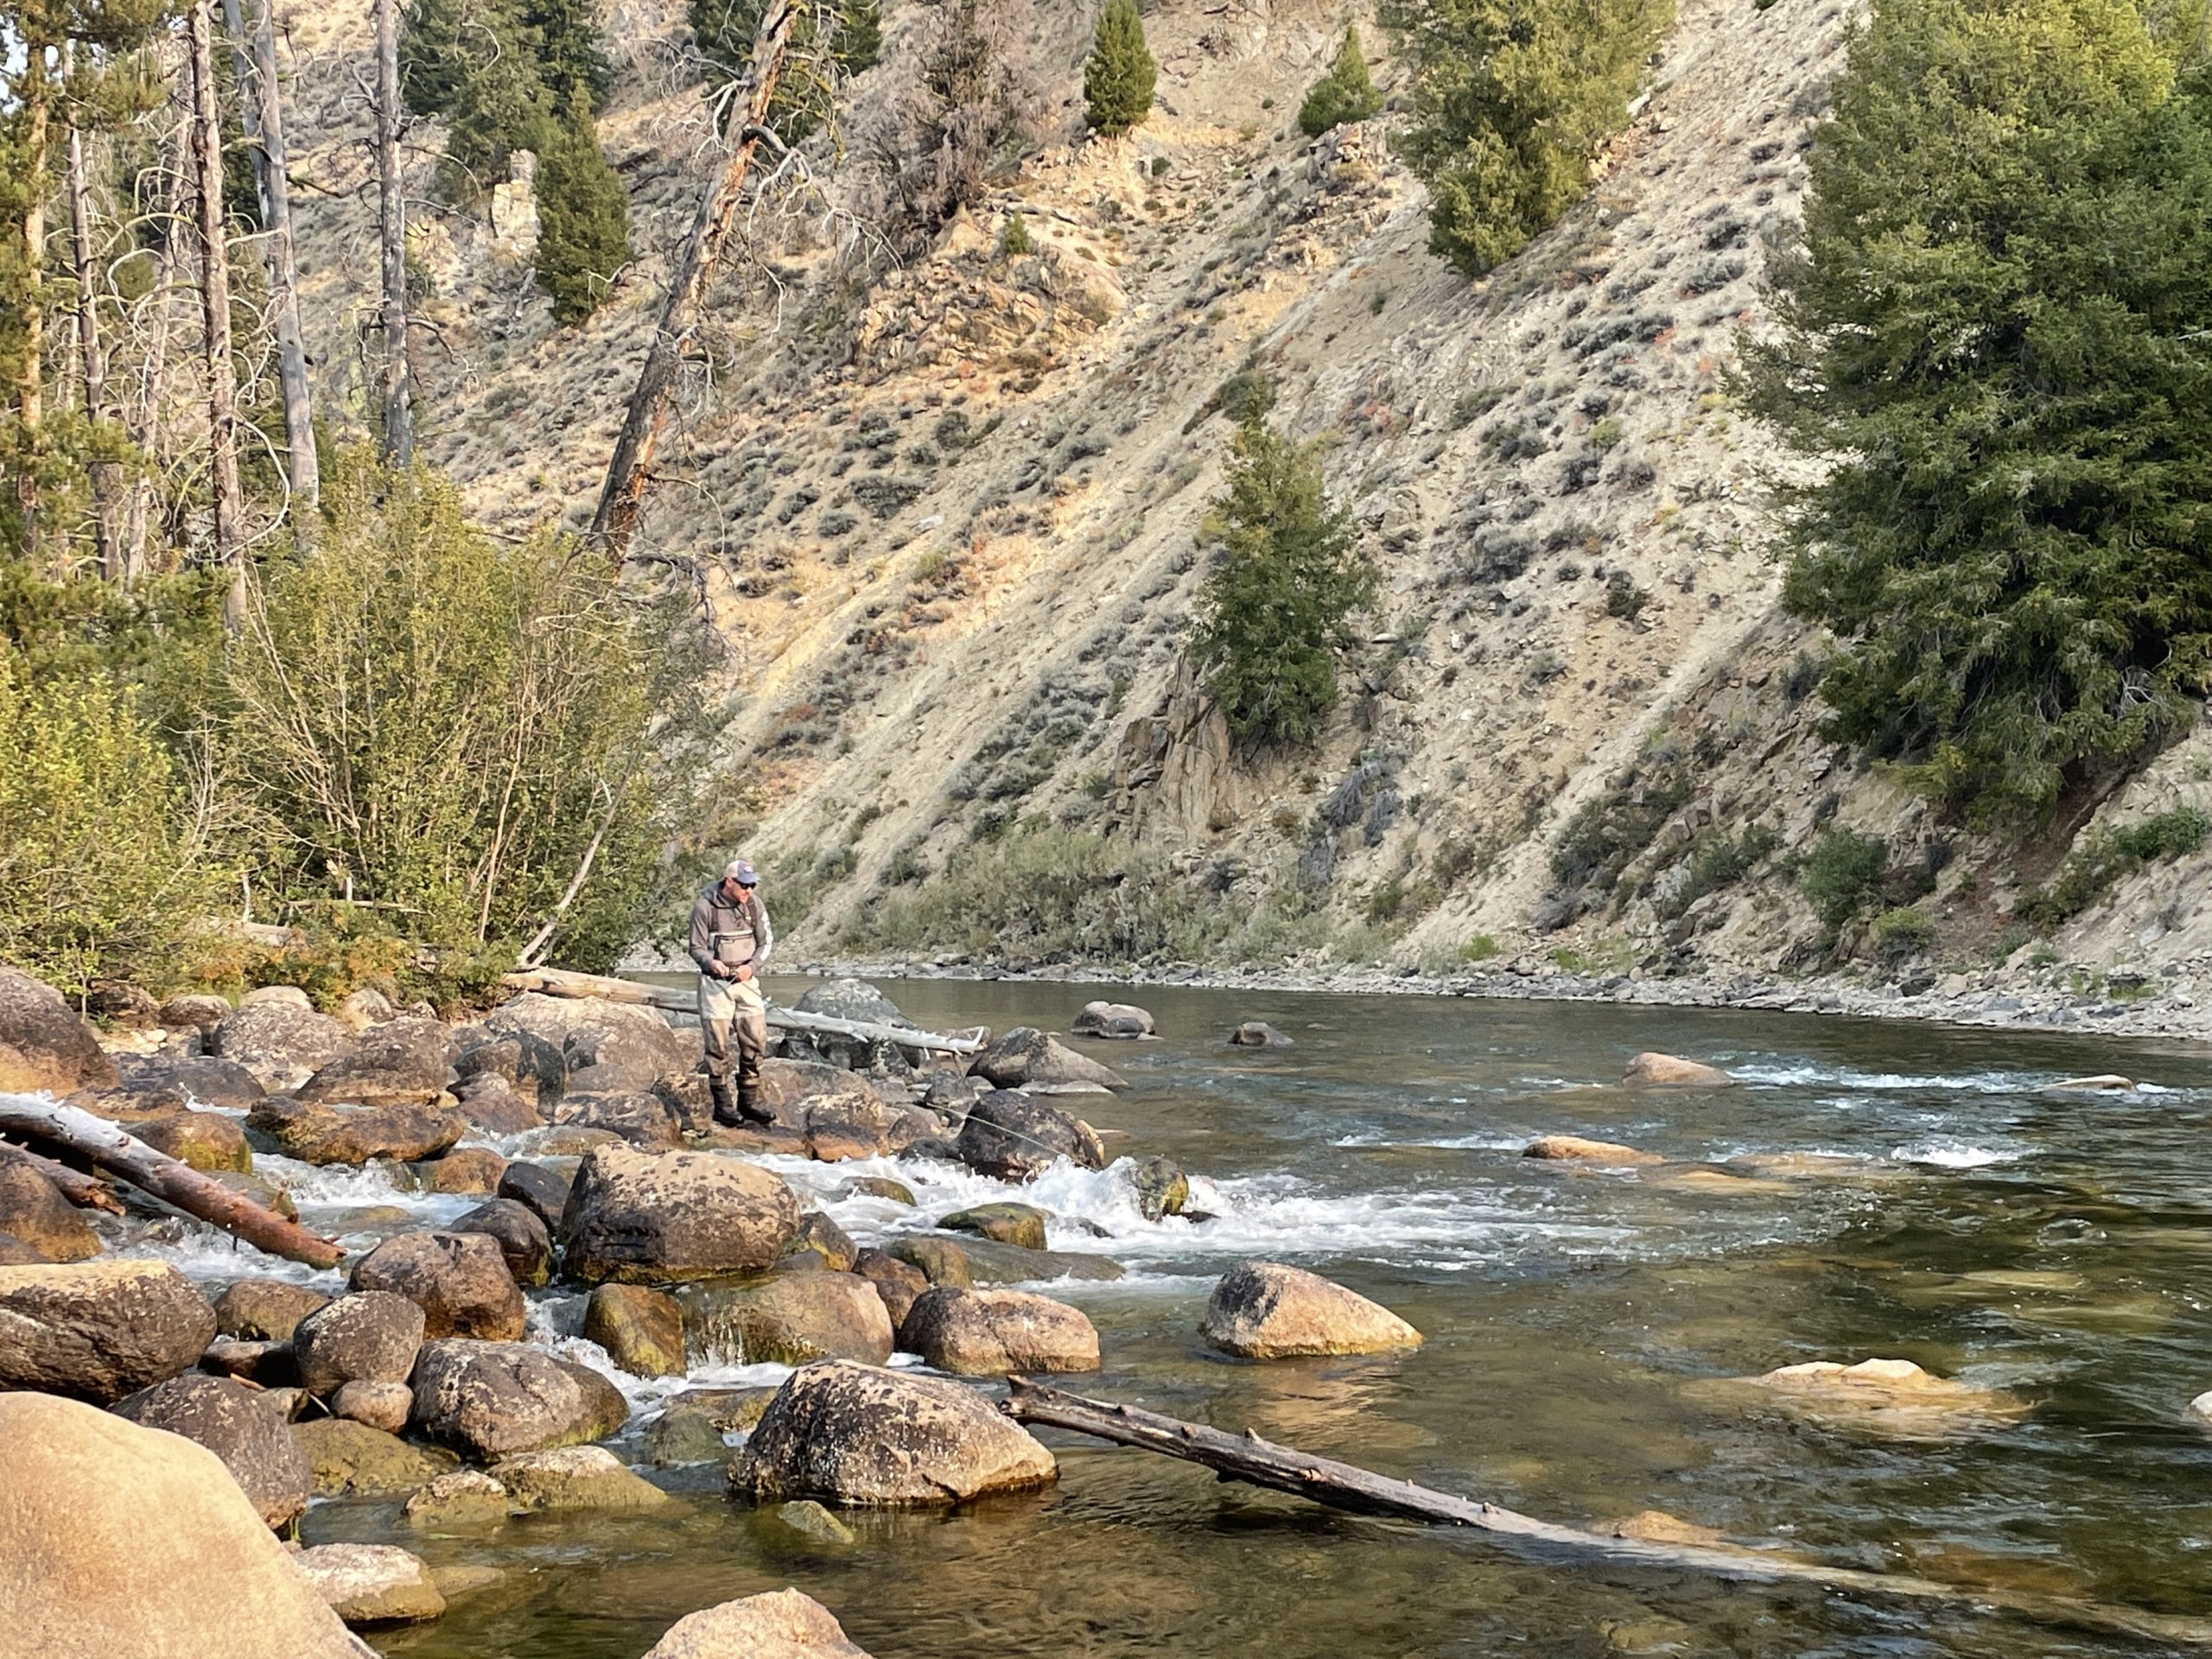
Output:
[116, 978, 2212, 1656]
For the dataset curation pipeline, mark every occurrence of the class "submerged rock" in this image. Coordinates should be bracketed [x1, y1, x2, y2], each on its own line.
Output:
[0, 964, 118, 1094]
[0, 1259, 218, 1402]
[969, 1027, 1128, 1090]
[491, 1445, 671, 1512]
[564, 1145, 801, 1283]
[938, 1201, 1049, 1250]
[349, 1230, 526, 1341]
[1522, 1134, 1664, 1166]
[410, 1338, 630, 1460]
[956, 1090, 1108, 1179]
[1722, 1357, 2030, 1441]
[955, 1236, 1125, 1284]
[640, 1588, 873, 1658]
[2046, 1074, 2135, 1093]
[295, 1542, 447, 1626]
[766, 1498, 857, 1547]
[1623, 1052, 1732, 1086]
[111, 1371, 315, 1530]
[1071, 1001, 1154, 1039]
[843, 1175, 916, 1205]
[1229, 1021, 1294, 1048]
[0, 1160, 101, 1262]
[680, 1269, 895, 1367]
[1200, 1262, 1422, 1359]
[585, 1282, 687, 1377]
[404, 1467, 512, 1528]
[899, 1287, 1100, 1376]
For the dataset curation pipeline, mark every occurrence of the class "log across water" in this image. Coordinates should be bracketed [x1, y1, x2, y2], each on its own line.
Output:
[499, 966, 988, 1055]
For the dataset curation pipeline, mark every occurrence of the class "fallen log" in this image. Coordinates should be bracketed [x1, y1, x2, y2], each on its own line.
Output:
[1003, 1378, 2212, 1649]
[499, 965, 988, 1056]
[0, 1140, 125, 1215]
[0, 1100, 344, 1270]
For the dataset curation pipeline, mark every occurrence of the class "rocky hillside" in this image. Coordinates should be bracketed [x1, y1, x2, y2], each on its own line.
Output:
[273, 0, 2212, 1006]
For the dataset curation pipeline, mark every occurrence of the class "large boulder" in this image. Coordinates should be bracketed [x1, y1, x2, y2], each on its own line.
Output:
[246, 1096, 468, 1166]
[730, 1360, 1056, 1507]
[640, 1589, 873, 1659]
[678, 1269, 894, 1367]
[350, 1231, 526, 1340]
[409, 1338, 630, 1460]
[755, 1061, 929, 1161]
[295, 1290, 426, 1396]
[450, 1197, 554, 1287]
[496, 1160, 572, 1236]
[0, 1159, 101, 1262]
[898, 1287, 1099, 1376]
[1229, 1021, 1294, 1048]
[155, 992, 232, 1034]
[956, 1090, 1108, 1179]
[134, 1109, 255, 1173]
[1199, 1262, 1422, 1360]
[111, 1052, 264, 1112]
[452, 1073, 543, 1135]
[787, 979, 919, 1072]
[1623, 1052, 1732, 1086]
[110, 1371, 314, 1529]
[416, 1145, 506, 1194]
[793, 978, 912, 1027]
[1132, 1156, 1189, 1221]
[968, 1027, 1127, 1090]
[215, 1276, 331, 1341]
[452, 1027, 568, 1107]
[852, 1249, 928, 1330]
[208, 1001, 353, 1093]
[1071, 1001, 1154, 1039]
[0, 1393, 368, 1659]
[0, 964, 117, 1094]
[0, 1259, 218, 1402]
[293, 1543, 446, 1626]
[563, 1145, 800, 1284]
[585, 1282, 687, 1377]
[552, 1090, 685, 1149]
[291, 1417, 456, 1497]
[296, 1017, 457, 1106]
[480, 993, 690, 1093]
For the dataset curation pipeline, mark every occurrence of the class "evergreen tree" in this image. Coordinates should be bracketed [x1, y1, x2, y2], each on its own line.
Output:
[523, 0, 614, 106]
[689, 0, 880, 142]
[1379, 0, 1672, 276]
[1744, 0, 2212, 818]
[531, 91, 632, 324]
[440, 3, 550, 197]
[1187, 415, 1374, 747]
[1298, 24, 1381, 137]
[1084, 0, 1155, 137]
[399, 0, 476, 118]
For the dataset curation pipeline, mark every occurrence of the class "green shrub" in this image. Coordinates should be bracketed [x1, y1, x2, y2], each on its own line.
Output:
[1871, 905, 1934, 964]
[688, 0, 880, 142]
[1604, 574, 1649, 619]
[1550, 760, 1691, 896]
[2015, 805, 2210, 926]
[531, 92, 632, 324]
[1448, 385, 1506, 428]
[1588, 415, 1624, 450]
[999, 213, 1035, 257]
[1084, 0, 1156, 136]
[1461, 932, 1500, 961]
[1801, 830, 1889, 927]
[1653, 822, 1779, 918]
[1298, 24, 1382, 137]
[1216, 368, 1277, 425]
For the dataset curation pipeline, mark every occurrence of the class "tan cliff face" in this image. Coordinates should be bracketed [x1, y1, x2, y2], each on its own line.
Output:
[272, 0, 2212, 992]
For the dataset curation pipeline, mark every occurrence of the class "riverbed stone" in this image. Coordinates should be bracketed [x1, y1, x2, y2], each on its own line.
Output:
[496, 1160, 573, 1234]
[404, 1467, 512, 1528]
[295, 1542, 447, 1625]
[563, 1145, 801, 1284]
[844, 1175, 916, 1205]
[297, 1017, 457, 1106]
[482, 994, 691, 1093]
[680, 1269, 895, 1367]
[453, 1027, 569, 1107]
[111, 1051, 265, 1112]
[1071, 1001, 1155, 1039]
[1731, 1357, 2029, 1440]
[335, 986, 397, 1031]
[111, 1371, 314, 1529]
[1200, 1262, 1423, 1359]
[409, 1338, 631, 1459]
[884, 1236, 974, 1287]
[899, 1287, 1100, 1375]
[1132, 1156, 1190, 1220]
[350, 1230, 526, 1340]
[0, 1393, 365, 1659]
[132, 1108, 256, 1173]
[156, 992, 233, 1033]
[969, 1027, 1128, 1090]
[291, 1416, 457, 1495]
[932, 1236, 1123, 1285]
[1623, 1052, 1732, 1086]
[0, 964, 119, 1094]
[852, 1249, 929, 1330]
[208, 1001, 353, 1093]
[585, 1282, 687, 1377]
[0, 1230, 50, 1264]
[491, 1445, 671, 1512]
[732, 1359, 1057, 1507]
[417, 1146, 506, 1194]
[554, 1090, 686, 1150]
[956, 1090, 1109, 1179]
[247, 1096, 470, 1166]
[2046, 1074, 2135, 1093]
[200, 1337, 298, 1387]
[938, 1202, 1049, 1250]
[295, 1290, 426, 1395]
[1229, 1020, 1294, 1048]
[0, 1259, 219, 1401]
[334, 1379, 415, 1434]
[640, 1588, 873, 1659]
[783, 1211, 861, 1272]
[1522, 1134, 1665, 1166]
[216, 1276, 331, 1341]
[453, 1073, 543, 1135]
[0, 1159, 101, 1262]
[450, 1197, 554, 1287]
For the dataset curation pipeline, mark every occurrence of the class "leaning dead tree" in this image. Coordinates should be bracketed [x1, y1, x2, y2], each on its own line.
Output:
[589, 0, 800, 562]
[373, 0, 412, 464]
[1004, 1379, 2212, 1649]
[187, 0, 247, 625]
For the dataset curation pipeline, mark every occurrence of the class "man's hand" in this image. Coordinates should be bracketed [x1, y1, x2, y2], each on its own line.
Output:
[709, 962, 732, 979]
[734, 963, 754, 983]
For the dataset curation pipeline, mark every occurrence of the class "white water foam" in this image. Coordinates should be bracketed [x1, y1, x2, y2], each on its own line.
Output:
[1891, 1143, 2022, 1169]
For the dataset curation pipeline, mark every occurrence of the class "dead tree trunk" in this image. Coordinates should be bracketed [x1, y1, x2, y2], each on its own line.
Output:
[17, 46, 50, 563]
[187, 0, 247, 626]
[1004, 1379, 2212, 1650]
[373, 0, 412, 465]
[0, 1141, 125, 1214]
[0, 1101, 345, 1268]
[589, 0, 798, 561]
[66, 121, 125, 579]
[123, 111, 188, 579]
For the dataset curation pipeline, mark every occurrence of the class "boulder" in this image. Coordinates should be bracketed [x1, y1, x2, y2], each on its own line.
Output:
[200, 1338, 299, 1387]
[134, 1109, 254, 1173]
[844, 1175, 917, 1205]
[938, 1201, 1048, 1250]
[246, 1096, 470, 1166]
[111, 1371, 314, 1529]
[640, 1589, 874, 1659]
[1071, 1001, 1154, 1039]
[452, 1073, 543, 1135]
[207, 1001, 353, 1093]
[1623, 1052, 1732, 1086]
[335, 986, 397, 1031]
[899, 1287, 1100, 1376]
[1132, 1156, 1189, 1220]
[852, 1249, 929, 1330]
[241, 985, 312, 1009]
[480, 993, 690, 1093]
[0, 1232, 50, 1265]
[490, 1444, 671, 1511]
[349, 1231, 526, 1341]
[918, 1072, 990, 1127]
[296, 1017, 456, 1106]
[731, 1360, 1057, 1507]
[1229, 1021, 1294, 1048]
[584, 1282, 687, 1377]
[884, 1236, 973, 1287]
[295, 1290, 426, 1395]
[111, 1051, 264, 1111]
[450, 1198, 554, 1287]
[789, 980, 920, 1073]
[680, 1269, 895, 1367]
[646, 1405, 736, 1467]
[958, 1237, 1128, 1283]
[0, 1393, 367, 1658]
[410, 1339, 630, 1459]
[291, 1417, 456, 1496]
[553, 1090, 684, 1149]
[333, 1379, 413, 1433]
[1733, 1357, 2029, 1440]
[783, 1211, 860, 1272]
[1199, 1262, 1422, 1359]
[764, 1498, 857, 1547]
[793, 978, 913, 1027]
[1522, 1134, 1664, 1166]
[968, 1027, 1128, 1090]
[416, 1146, 506, 1194]
[156, 991, 233, 1033]
[2047, 1074, 2136, 1093]
[496, 1159, 574, 1234]
[563, 1145, 800, 1284]
[756, 1060, 926, 1160]
[84, 980, 161, 1027]
[453, 1027, 568, 1106]
[294, 1543, 446, 1625]
[216, 1276, 331, 1341]
[956, 1090, 1108, 1179]
[0, 1159, 101, 1262]
[404, 1467, 512, 1528]
[0, 964, 118, 1094]
[0, 1259, 218, 1402]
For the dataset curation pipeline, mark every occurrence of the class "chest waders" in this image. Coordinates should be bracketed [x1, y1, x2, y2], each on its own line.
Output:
[702, 903, 773, 1128]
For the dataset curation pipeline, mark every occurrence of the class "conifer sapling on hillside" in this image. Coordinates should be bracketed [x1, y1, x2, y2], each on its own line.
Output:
[531, 90, 632, 324]
[1298, 24, 1381, 137]
[1084, 0, 1156, 137]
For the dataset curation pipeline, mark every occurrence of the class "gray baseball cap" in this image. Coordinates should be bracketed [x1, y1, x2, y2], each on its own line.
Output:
[723, 858, 759, 887]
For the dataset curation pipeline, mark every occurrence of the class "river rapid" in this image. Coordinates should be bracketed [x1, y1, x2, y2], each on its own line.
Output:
[93, 979, 2212, 1656]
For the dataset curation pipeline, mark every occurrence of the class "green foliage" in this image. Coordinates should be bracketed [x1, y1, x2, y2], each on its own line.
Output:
[1084, 0, 1156, 136]
[2015, 804, 2210, 925]
[1870, 905, 1935, 963]
[531, 92, 632, 324]
[1604, 572, 1649, 619]
[1461, 932, 1501, 960]
[1653, 822, 1780, 918]
[1743, 0, 2212, 819]
[1448, 384, 1506, 427]
[1187, 416, 1375, 747]
[689, 0, 880, 143]
[1801, 830, 1890, 926]
[1216, 368, 1277, 425]
[1549, 755, 1692, 895]
[1298, 24, 1382, 137]
[1381, 0, 1673, 276]
[404, 0, 615, 199]
[999, 213, 1034, 256]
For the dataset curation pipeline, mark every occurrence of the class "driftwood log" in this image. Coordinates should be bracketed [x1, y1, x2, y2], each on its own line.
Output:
[0, 1100, 344, 1269]
[1004, 1379, 2212, 1649]
[0, 1141, 124, 1214]
[499, 966, 988, 1056]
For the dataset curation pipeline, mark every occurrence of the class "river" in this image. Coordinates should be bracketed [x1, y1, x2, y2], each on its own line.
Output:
[119, 978, 2212, 1656]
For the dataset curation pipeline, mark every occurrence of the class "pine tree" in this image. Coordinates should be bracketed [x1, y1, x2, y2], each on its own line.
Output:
[1084, 0, 1155, 137]
[1187, 415, 1374, 747]
[399, 0, 474, 118]
[523, 0, 614, 106]
[531, 90, 632, 324]
[1298, 24, 1381, 137]
[1743, 0, 2212, 819]
[690, 0, 880, 142]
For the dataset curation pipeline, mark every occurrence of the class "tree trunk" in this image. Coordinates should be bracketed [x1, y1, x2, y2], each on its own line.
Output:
[0, 1141, 125, 1214]
[590, 0, 798, 561]
[374, 0, 412, 465]
[122, 111, 189, 581]
[1003, 1380, 2212, 1650]
[67, 121, 125, 580]
[0, 1101, 345, 1268]
[17, 46, 50, 563]
[187, 0, 247, 626]
[498, 965, 989, 1055]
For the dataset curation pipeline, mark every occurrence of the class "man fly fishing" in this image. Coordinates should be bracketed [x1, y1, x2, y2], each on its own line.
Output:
[689, 858, 777, 1128]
